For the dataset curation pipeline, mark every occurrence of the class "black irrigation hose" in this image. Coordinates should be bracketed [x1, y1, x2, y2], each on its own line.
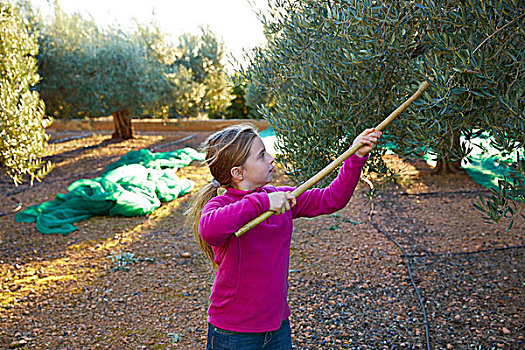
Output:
[49, 133, 93, 144]
[3, 169, 104, 198]
[0, 196, 22, 217]
[369, 220, 432, 350]
[363, 178, 431, 350]
[0, 203, 22, 217]
[402, 244, 525, 258]
[397, 189, 490, 197]
[149, 134, 195, 151]
[366, 187, 522, 350]
[3, 153, 122, 198]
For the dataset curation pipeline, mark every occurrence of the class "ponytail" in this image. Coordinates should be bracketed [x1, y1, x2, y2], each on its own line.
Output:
[185, 182, 219, 270]
[185, 123, 258, 270]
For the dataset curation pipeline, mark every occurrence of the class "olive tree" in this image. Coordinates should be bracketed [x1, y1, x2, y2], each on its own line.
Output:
[170, 27, 233, 118]
[36, 5, 233, 131]
[0, 1, 52, 184]
[243, 0, 524, 227]
[37, 6, 173, 139]
[245, 81, 275, 118]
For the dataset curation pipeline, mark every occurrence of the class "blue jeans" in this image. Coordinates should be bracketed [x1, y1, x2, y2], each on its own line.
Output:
[205, 319, 292, 350]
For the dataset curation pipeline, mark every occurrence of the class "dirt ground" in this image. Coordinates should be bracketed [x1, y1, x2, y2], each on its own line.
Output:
[0, 130, 523, 349]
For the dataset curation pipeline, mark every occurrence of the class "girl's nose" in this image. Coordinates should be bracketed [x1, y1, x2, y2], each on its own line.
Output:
[269, 154, 275, 164]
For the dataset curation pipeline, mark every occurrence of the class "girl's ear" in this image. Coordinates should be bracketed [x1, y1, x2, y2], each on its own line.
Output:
[231, 166, 244, 182]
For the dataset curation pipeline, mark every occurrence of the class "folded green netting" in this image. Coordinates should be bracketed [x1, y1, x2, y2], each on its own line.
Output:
[15, 148, 205, 235]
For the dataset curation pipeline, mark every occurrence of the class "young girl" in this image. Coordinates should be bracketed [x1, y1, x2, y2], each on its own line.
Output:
[186, 124, 381, 350]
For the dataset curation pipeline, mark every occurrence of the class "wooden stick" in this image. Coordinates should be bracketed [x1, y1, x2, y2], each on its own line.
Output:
[235, 80, 431, 237]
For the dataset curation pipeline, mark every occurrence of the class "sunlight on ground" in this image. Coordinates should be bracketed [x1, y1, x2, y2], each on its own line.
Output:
[0, 143, 429, 316]
[0, 144, 211, 318]
[382, 155, 431, 194]
[1, 257, 87, 308]
[0, 200, 185, 316]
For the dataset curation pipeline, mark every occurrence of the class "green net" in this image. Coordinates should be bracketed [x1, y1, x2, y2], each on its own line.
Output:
[15, 148, 205, 235]
[459, 133, 520, 190]
[413, 132, 520, 190]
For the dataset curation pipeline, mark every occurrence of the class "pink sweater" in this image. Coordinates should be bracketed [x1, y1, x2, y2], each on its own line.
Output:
[199, 153, 367, 332]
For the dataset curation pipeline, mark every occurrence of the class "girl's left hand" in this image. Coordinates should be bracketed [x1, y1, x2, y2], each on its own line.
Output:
[353, 128, 382, 157]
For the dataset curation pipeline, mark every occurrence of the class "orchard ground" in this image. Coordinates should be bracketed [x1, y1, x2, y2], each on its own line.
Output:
[0, 130, 523, 349]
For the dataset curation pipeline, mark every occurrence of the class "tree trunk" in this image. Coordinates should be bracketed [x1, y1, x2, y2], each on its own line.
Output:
[433, 130, 463, 175]
[112, 109, 133, 139]
[434, 158, 463, 174]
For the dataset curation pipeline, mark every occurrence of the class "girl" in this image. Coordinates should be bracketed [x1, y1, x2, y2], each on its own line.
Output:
[186, 124, 381, 350]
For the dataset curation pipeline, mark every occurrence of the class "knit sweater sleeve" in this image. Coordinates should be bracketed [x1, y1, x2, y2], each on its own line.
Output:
[289, 153, 368, 218]
[199, 192, 270, 246]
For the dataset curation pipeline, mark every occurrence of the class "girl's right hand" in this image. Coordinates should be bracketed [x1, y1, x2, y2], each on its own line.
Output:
[267, 191, 296, 215]
[353, 127, 382, 157]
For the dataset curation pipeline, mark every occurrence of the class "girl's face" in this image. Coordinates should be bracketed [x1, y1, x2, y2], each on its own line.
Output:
[232, 136, 275, 191]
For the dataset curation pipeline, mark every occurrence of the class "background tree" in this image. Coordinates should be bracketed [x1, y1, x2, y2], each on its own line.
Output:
[0, 0, 52, 184]
[36, 5, 174, 139]
[416, 0, 524, 226]
[219, 84, 252, 119]
[170, 27, 233, 118]
[243, 0, 524, 226]
[220, 83, 270, 119]
[218, 78, 274, 119]
[244, 81, 275, 118]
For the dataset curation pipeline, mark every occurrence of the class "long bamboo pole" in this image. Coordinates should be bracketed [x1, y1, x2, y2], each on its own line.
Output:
[235, 80, 431, 237]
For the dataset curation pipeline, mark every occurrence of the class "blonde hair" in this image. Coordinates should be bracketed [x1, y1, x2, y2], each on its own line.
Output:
[185, 123, 259, 269]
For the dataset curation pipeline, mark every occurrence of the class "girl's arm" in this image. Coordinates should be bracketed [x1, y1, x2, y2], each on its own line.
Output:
[286, 153, 367, 218]
[290, 128, 381, 218]
[199, 192, 270, 246]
